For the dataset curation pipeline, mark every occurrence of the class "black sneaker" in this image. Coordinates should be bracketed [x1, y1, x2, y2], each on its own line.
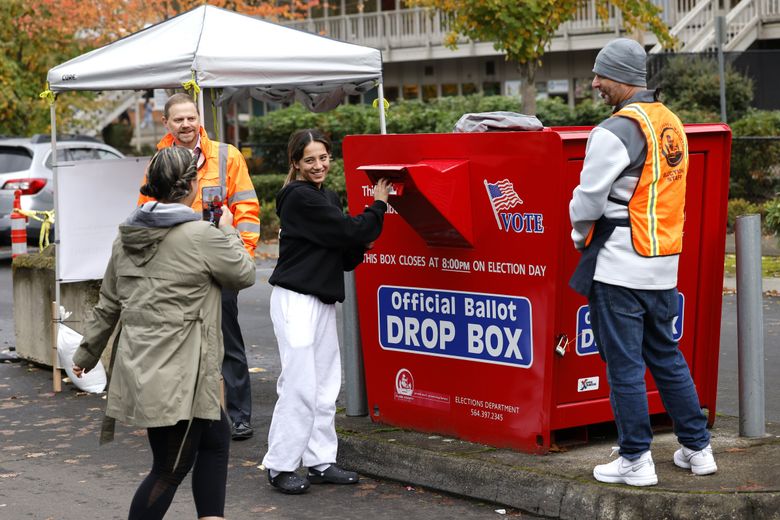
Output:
[268, 470, 310, 494]
[308, 464, 359, 484]
[231, 421, 253, 440]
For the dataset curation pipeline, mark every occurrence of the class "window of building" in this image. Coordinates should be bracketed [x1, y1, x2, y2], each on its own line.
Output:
[441, 84, 458, 97]
[384, 86, 400, 101]
[403, 84, 420, 100]
[424, 65, 434, 76]
[535, 81, 548, 100]
[345, 0, 365, 14]
[485, 61, 496, 76]
[483, 81, 501, 96]
[363, 87, 379, 105]
[251, 99, 265, 117]
[575, 77, 594, 101]
[461, 83, 478, 96]
[422, 84, 438, 102]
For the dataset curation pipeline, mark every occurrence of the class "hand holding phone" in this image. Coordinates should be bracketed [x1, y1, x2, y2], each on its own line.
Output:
[202, 186, 223, 226]
[219, 205, 234, 228]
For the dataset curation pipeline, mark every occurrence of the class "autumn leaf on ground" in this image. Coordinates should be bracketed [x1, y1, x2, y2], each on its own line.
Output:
[25, 452, 47, 458]
[726, 447, 747, 453]
[248, 367, 266, 373]
[241, 460, 258, 467]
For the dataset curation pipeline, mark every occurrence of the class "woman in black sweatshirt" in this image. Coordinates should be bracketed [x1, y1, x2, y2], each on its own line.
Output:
[262, 129, 391, 494]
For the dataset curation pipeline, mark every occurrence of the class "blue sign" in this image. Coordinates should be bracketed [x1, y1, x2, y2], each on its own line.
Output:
[576, 292, 685, 356]
[378, 286, 533, 368]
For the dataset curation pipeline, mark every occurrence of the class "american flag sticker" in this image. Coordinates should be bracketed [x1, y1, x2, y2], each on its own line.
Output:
[484, 179, 524, 230]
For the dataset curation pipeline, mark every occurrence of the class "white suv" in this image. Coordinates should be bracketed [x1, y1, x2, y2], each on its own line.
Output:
[0, 134, 124, 251]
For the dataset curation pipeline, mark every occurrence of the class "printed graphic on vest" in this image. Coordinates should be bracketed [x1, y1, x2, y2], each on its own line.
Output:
[661, 125, 684, 167]
[483, 179, 544, 234]
[575, 292, 685, 356]
[378, 286, 533, 368]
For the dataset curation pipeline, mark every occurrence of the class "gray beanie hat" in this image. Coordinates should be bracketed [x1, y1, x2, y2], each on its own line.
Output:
[593, 38, 647, 87]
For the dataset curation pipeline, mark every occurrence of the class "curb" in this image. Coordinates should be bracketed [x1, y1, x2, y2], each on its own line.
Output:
[336, 424, 780, 519]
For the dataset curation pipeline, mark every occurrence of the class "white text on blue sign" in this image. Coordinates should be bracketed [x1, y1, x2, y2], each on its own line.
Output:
[378, 286, 533, 368]
[576, 292, 685, 355]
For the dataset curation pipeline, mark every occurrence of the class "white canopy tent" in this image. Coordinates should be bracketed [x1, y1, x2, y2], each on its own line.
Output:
[48, 4, 385, 115]
[44, 5, 386, 365]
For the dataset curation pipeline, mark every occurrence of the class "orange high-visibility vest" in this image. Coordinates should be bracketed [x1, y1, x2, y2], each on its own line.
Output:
[138, 127, 260, 257]
[615, 102, 688, 257]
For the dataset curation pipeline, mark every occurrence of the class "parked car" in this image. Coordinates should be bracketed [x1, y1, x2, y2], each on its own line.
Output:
[0, 134, 124, 249]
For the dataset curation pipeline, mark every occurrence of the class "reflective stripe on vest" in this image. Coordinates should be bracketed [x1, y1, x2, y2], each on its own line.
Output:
[218, 143, 228, 199]
[614, 102, 688, 257]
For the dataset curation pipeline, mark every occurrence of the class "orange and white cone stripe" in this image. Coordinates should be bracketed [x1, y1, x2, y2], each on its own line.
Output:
[11, 190, 27, 258]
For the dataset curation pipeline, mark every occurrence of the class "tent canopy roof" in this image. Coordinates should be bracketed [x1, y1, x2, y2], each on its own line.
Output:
[47, 5, 382, 110]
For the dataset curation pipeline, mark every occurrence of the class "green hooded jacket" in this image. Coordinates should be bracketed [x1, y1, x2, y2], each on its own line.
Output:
[73, 202, 256, 428]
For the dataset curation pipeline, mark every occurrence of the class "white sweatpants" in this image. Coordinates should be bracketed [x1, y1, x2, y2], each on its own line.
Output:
[262, 286, 341, 472]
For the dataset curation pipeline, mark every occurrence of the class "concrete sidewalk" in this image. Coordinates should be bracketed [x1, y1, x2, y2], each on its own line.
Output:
[335, 412, 780, 519]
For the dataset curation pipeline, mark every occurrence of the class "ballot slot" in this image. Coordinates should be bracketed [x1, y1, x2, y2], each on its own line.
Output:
[358, 159, 473, 248]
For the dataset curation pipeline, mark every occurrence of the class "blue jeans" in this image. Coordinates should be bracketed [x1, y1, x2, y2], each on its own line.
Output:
[589, 281, 710, 460]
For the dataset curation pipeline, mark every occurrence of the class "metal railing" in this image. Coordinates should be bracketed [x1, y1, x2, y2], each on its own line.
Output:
[284, 0, 778, 55]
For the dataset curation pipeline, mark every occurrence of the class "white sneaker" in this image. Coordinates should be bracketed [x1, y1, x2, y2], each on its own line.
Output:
[674, 443, 717, 475]
[593, 447, 658, 486]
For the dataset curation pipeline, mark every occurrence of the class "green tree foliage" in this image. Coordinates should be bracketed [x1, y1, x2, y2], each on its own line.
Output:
[406, 0, 675, 114]
[655, 55, 754, 122]
[729, 110, 780, 201]
[247, 95, 611, 174]
[0, 0, 312, 136]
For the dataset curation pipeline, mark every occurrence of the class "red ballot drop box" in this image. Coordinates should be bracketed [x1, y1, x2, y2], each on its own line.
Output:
[343, 125, 731, 453]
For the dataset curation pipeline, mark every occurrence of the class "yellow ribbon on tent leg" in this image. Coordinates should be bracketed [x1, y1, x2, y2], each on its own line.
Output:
[372, 97, 390, 111]
[39, 82, 56, 105]
[182, 72, 201, 102]
[13, 208, 55, 252]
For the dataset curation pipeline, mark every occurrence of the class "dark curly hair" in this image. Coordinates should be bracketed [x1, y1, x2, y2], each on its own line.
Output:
[140, 146, 197, 202]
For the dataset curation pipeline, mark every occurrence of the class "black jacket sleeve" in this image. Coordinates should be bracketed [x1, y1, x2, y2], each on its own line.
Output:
[280, 186, 387, 249]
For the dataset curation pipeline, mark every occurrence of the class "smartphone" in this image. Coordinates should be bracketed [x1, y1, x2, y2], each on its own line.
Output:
[202, 186, 223, 226]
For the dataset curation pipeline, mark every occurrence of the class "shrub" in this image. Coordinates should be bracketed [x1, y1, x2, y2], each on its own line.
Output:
[765, 198, 780, 236]
[323, 159, 346, 207]
[729, 110, 780, 201]
[259, 199, 279, 240]
[656, 55, 754, 121]
[726, 198, 764, 233]
[251, 173, 286, 202]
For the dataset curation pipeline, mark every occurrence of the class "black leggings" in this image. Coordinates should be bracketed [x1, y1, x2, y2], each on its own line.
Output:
[128, 410, 230, 519]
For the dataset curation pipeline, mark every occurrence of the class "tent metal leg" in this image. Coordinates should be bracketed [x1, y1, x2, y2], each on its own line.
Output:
[49, 102, 62, 392]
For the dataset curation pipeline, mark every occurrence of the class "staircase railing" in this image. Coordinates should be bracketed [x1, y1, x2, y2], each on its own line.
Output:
[69, 91, 138, 137]
[649, 0, 714, 53]
[692, 0, 761, 52]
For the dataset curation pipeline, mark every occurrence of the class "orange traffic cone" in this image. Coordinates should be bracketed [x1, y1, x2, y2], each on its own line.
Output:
[11, 190, 27, 258]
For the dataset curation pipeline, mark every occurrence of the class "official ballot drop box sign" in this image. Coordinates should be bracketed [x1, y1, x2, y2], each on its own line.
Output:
[343, 125, 731, 453]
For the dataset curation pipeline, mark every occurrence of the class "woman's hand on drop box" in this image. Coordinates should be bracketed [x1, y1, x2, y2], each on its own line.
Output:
[373, 178, 392, 203]
[219, 205, 234, 228]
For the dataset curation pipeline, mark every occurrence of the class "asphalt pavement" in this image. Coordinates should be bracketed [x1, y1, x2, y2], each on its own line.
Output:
[1, 248, 779, 519]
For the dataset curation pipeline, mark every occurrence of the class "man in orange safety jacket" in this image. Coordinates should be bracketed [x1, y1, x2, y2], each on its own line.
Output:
[138, 93, 260, 441]
[568, 38, 717, 487]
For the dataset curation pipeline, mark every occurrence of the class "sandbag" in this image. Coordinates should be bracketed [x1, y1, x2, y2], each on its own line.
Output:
[453, 111, 543, 133]
[57, 322, 107, 394]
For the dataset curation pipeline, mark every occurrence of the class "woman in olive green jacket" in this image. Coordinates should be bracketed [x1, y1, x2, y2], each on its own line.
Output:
[73, 146, 255, 520]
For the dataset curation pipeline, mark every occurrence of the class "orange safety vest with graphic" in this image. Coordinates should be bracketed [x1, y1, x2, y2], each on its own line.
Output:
[585, 102, 688, 257]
